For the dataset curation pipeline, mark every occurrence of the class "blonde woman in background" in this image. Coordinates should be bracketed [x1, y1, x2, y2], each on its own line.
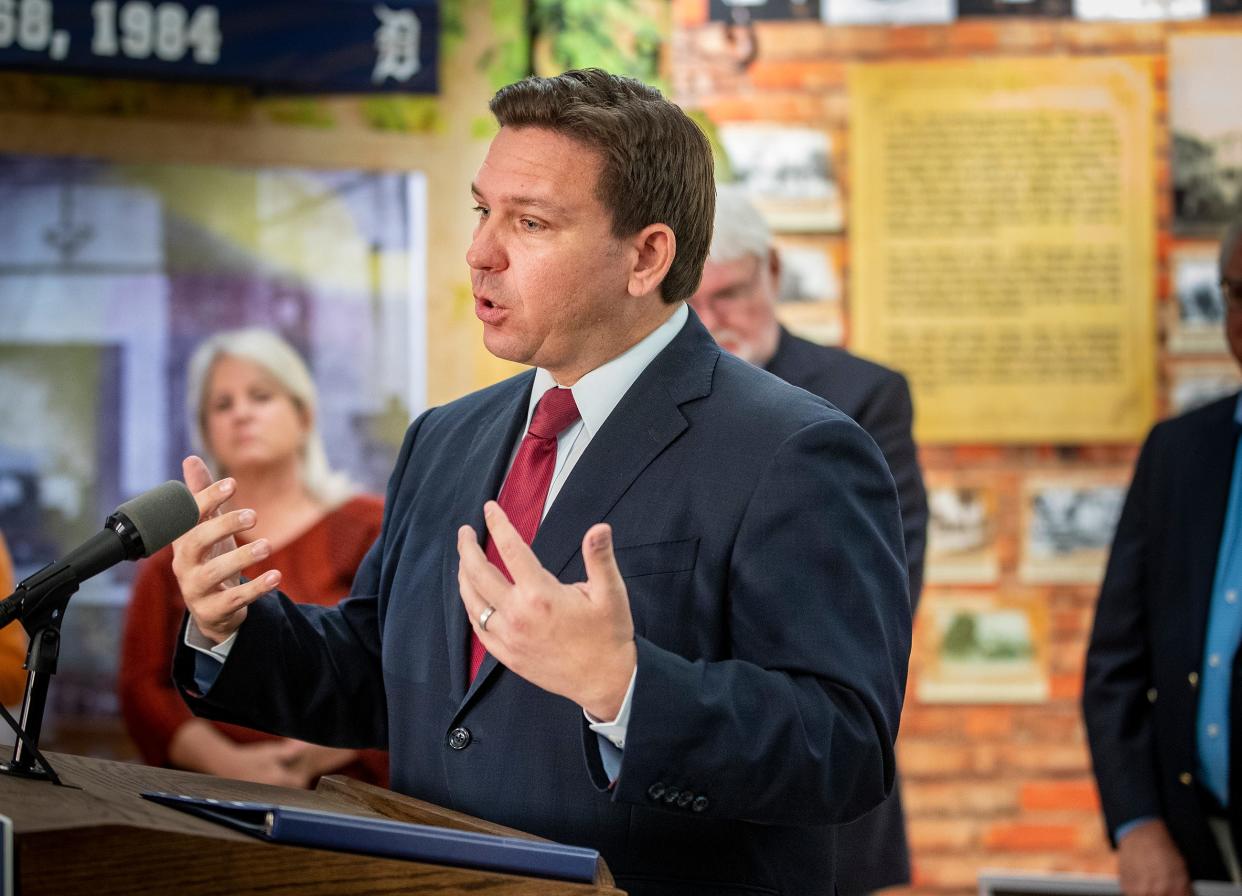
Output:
[119, 328, 387, 788]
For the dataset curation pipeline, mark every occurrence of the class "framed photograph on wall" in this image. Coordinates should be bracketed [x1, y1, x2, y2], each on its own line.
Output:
[1018, 473, 1127, 584]
[822, 0, 954, 25]
[1169, 246, 1228, 355]
[770, 236, 845, 345]
[958, 0, 1071, 15]
[1170, 35, 1242, 234]
[718, 124, 844, 233]
[1074, 0, 1206, 18]
[917, 591, 1050, 703]
[925, 481, 1001, 585]
[709, 0, 821, 21]
[1168, 360, 1242, 415]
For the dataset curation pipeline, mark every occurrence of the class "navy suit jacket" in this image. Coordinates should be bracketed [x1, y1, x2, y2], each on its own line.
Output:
[765, 327, 927, 893]
[176, 312, 912, 896]
[1083, 392, 1241, 879]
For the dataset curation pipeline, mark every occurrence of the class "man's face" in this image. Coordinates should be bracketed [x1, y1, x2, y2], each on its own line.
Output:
[688, 251, 781, 366]
[1224, 241, 1242, 370]
[467, 126, 637, 383]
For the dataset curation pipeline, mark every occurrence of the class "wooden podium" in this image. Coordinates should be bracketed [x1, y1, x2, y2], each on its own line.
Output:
[1, 752, 625, 895]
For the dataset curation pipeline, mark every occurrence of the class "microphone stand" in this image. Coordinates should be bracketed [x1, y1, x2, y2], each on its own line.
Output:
[0, 567, 76, 784]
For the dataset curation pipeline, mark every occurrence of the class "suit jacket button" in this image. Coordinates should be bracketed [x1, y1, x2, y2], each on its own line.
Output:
[1179, 771, 1193, 786]
[447, 726, 472, 750]
[676, 791, 694, 808]
[647, 783, 666, 800]
[1189, 672, 1199, 687]
[692, 796, 709, 812]
[1147, 687, 1158, 703]
[662, 787, 681, 804]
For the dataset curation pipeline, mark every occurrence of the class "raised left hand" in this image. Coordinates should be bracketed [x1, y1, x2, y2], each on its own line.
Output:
[457, 501, 637, 719]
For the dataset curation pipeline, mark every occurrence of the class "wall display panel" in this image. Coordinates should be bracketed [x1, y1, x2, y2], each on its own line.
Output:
[850, 57, 1157, 443]
[925, 480, 1001, 585]
[822, 0, 955, 25]
[917, 590, 1050, 703]
[709, 0, 822, 21]
[1170, 34, 1242, 235]
[1073, 0, 1206, 18]
[0, 152, 426, 721]
[957, 0, 1071, 15]
[0, 0, 438, 92]
[1018, 473, 1127, 584]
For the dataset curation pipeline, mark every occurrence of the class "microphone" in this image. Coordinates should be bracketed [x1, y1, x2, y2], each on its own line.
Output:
[0, 480, 200, 628]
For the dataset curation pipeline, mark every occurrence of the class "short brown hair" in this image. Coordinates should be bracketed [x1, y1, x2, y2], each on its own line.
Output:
[489, 68, 715, 303]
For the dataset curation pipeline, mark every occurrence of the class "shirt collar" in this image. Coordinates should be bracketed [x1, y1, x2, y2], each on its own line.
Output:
[526, 302, 689, 437]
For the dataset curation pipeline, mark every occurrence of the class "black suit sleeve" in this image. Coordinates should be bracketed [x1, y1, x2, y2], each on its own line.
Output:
[851, 372, 928, 610]
[173, 411, 427, 748]
[610, 416, 911, 827]
[1082, 427, 1163, 840]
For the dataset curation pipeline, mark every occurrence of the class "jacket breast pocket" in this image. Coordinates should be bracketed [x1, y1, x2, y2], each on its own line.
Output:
[613, 537, 699, 580]
[612, 538, 700, 644]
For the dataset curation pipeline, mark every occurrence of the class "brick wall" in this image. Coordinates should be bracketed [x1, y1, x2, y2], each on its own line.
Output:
[670, 3, 1242, 893]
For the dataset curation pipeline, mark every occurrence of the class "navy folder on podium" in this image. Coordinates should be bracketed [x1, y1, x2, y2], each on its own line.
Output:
[141, 791, 601, 883]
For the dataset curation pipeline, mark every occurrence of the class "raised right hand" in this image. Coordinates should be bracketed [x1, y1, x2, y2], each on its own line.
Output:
[170, 455, 282, 644]
[1117, 819, 1193, 896]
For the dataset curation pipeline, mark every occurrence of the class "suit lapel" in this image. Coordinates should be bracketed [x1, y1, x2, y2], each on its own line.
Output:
[531, 313, 718, 579]
[442, 373, 534, 705]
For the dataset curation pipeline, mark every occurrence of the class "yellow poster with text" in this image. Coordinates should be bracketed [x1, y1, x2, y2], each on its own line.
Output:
[850, 58, 1156, 443]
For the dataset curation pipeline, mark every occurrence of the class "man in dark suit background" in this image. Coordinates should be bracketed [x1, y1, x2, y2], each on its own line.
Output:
[1083, 215, 1242, 896]
[689, 186, 928, 894]
[168, 70, 912, 896]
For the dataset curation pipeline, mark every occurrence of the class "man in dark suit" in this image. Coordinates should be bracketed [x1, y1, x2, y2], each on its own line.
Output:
[689, 186, 927, 894]
[1083, 215, 1242, 895]
[169, 69, 911, 896]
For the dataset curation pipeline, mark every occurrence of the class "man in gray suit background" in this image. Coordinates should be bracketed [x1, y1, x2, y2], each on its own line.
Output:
[690, 186, 928, 894]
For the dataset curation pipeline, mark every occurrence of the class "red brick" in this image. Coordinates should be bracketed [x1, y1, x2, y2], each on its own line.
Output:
[964, 707, 1016, 739]
[912, 854, 992, 889]
[994, 742, 1091, 774]
[701, 92, 825, 123]
[673, 0, 707, 27]
[899, 706, 973, 738]
[984, 822, 1080, 852]
[885, 26, 947, 56]
[908, 818, 978, 851]
[996, 22, 1058, 54]
[1050, 673, 1083, 700]
[1052, 606, 1092, 637]
[899, 741, 975, 777]
[946, 21, 1002, 53]
[1013, 708, 1087, 743]
[1019, 779, 1101, 813]
[747, 59, 846, 90]
[904, 780, 1019, 816]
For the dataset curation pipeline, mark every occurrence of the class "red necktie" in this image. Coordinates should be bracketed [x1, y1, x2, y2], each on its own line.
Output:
[470, 387, 582, 680]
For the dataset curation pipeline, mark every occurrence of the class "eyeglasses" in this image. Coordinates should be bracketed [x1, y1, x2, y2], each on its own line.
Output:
[1222, 278, 1242, 310]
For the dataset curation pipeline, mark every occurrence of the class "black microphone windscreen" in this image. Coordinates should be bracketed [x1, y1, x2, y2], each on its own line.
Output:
[116, 481, 200, 557]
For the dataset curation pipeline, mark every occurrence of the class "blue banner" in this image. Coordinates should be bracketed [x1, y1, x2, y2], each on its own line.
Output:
[0, 0, 437, 93]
